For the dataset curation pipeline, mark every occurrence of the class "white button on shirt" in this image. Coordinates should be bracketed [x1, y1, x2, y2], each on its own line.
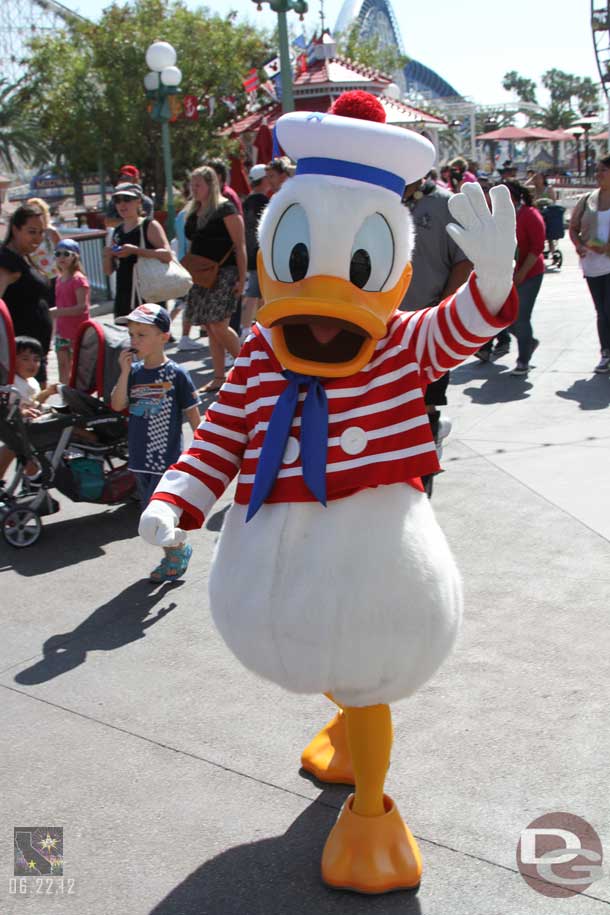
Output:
[283, 435, 300, 464]
[340, 426, 367, 455]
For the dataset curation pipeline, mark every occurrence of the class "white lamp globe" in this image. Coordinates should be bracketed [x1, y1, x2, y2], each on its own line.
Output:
[143, 71, 160, 91]
[146, 41, 176, 72]
[161, 65, 182, 87]
[384, 82, 401, 100]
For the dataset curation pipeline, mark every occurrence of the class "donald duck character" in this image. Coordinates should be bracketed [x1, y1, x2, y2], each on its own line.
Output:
[139, 91, 518, 894]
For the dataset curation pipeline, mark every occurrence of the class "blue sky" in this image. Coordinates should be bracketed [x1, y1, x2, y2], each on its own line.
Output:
[68, 0, 601, 108]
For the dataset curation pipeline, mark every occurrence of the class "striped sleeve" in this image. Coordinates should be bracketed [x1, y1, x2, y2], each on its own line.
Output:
[400, 272, 518, 383]
[150, 361, 249, 530]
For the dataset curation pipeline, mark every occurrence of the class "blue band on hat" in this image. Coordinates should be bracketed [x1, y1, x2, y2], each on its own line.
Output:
[296, 157, 405, 196]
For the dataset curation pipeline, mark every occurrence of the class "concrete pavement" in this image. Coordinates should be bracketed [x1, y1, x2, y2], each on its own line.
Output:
[2, 243, 610, 914]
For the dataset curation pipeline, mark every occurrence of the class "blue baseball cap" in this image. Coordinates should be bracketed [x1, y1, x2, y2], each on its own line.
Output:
[56, 238, 80, 255]
[121, 303, 171, 333]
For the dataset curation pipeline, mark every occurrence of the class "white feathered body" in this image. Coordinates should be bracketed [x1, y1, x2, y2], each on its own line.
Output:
[209, 483, 462, 707]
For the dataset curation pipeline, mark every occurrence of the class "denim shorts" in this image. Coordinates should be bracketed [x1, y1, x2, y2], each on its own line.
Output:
[245, 269, 261, 299]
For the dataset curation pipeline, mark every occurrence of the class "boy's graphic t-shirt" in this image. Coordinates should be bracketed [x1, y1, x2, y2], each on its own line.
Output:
[127, 359, 198, 474]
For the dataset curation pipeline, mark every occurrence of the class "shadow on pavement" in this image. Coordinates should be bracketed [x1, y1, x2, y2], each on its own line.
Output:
[149, 788, 423, 915]
[205, 504, 230, 532]
[555, 375, 610, 410]
[13, 579, 180, 684]
[451, 361, 533, 404]
[0, 502, 140, 576]
[460, 375, 533, 404]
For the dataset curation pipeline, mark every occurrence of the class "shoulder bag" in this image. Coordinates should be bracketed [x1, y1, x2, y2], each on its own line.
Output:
[132, 220, 193, 304]
[181, 246, 234, 290]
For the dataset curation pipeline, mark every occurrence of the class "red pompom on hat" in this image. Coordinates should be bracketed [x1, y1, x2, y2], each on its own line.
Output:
[329, 90, 386, 123]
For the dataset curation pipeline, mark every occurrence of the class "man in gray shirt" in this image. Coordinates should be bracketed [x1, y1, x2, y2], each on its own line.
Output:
[401, 176, 471, 311]
[401, 175, 472, 495]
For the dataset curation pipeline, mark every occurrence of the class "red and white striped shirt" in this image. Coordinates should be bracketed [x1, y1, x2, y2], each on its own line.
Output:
[153, 274, 517, 529]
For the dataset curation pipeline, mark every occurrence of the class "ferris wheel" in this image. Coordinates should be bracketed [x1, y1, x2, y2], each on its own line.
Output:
[592, 3, 610, 105]
[0, 0, 86, 85]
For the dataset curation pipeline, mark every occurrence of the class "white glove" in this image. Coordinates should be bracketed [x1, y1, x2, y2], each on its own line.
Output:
[139, 501, 184, 547]
[447, 182, 516, 315]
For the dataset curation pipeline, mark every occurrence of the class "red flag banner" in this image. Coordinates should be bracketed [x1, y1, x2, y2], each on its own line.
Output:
[183, 95, 199, 120]
[242, 68, 259, 94]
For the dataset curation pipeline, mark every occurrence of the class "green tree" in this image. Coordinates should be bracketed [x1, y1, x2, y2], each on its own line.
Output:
[502, 71, 537, 104]
[575, 76, 600, 115]
[541, 69, 599, 115]
[0, 80, 49, 173]
[19, 0, 270, 203]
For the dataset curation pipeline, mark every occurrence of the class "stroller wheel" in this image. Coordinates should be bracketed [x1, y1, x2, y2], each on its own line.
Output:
[2, 507, 42, 548]
[552, 249, 563, 269]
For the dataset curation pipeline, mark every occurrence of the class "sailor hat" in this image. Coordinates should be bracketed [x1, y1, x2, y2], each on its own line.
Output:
[276, 109, 435, 198]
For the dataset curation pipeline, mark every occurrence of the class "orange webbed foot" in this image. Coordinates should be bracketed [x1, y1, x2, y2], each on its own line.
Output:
[321, 794, 422, 894]
[301, 712, 355, 785]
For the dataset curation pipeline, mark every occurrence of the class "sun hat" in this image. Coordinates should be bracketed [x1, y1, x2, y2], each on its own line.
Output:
[112, 182, 143, 199]
[119, 303, 171, 333]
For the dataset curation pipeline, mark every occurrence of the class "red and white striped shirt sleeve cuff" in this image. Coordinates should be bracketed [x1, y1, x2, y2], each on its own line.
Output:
[403, 273, 518, 381]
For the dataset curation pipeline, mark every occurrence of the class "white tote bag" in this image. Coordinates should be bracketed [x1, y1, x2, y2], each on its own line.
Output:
[132, 221, 192, 304]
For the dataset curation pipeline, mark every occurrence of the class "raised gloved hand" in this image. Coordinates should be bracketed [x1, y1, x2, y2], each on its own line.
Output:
[139, 501, 184, 547]
[446, 182, 516, 315]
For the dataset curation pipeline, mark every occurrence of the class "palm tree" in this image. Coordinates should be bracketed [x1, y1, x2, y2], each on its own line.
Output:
[0, 81, 48, 172]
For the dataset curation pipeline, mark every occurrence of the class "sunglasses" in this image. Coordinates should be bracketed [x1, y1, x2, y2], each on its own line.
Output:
[114, 195, 137, 203]
[55, 250, 74, 258]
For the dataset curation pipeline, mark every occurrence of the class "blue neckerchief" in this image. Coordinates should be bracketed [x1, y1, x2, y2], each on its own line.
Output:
[246, 370, 328, 522]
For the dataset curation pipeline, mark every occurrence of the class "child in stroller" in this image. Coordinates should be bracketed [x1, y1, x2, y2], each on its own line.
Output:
[0, 302, 136, 547]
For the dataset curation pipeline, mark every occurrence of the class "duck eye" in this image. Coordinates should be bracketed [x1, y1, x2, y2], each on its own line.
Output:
[350, 213, 395, 292]
[271, 204, 310, 283]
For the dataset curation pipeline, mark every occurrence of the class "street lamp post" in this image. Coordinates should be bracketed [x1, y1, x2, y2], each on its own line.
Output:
[251, 0, 309, 113]
[566, 115, 599, 181]
[144, 40, 182, 239]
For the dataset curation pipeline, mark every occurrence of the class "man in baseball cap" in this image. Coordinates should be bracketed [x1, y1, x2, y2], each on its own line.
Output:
[242, 164, 271, 333]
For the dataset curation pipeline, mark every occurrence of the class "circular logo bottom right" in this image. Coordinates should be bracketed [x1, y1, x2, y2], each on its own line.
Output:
[517, 812, 603, 898]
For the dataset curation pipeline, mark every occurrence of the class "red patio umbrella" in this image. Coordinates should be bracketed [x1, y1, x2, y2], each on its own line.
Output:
[525, 127, 575, 142]
[476, 126, 536, 141]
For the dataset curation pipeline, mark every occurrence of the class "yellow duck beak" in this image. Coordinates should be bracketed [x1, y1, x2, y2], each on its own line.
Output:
[257, 251, 413, 378]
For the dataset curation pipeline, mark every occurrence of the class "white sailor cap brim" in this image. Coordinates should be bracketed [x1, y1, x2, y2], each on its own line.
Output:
[276, 110, 436, 196]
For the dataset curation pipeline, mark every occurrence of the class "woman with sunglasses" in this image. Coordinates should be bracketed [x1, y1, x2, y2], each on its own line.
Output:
[48, 239, 90, 383]
[103, 182, 172, 320]
[0, 205, 52, 383]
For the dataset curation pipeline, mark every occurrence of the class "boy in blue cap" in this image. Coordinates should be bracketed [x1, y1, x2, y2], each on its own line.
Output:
[111, 303, 200, 581]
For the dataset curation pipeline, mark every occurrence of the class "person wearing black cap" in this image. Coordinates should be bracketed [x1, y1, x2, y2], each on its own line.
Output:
[103, 183, 172, 320]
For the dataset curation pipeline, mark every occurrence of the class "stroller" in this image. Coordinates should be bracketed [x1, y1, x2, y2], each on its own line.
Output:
[539, 203, 565, 270]
[0, 304, 136, 548]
